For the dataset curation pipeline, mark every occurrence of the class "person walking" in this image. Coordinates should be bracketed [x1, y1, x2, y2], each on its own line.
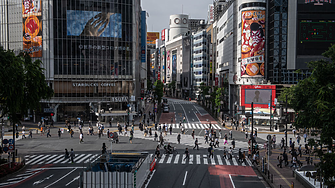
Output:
[245, 131, 248, 139]
[223, 147, 227, 159]
[193, 138, 199, 150]
[272, 135, 276, 149]
[70, 129, 74, 138]
[224, 133, 228, 145]
[129, 131, 133, 144]
[154, 132, 158, 142]
[191, 130, 195, 139]
[183, 148, 190, 161]
[22, 130, 26, 139]
[107, 129, 110, 138]
[277, 154, 283, 168]
[47, 127, 51, 138]
[232, 138, 236, 149]
[303, 133, 307, 143]
[208, 146, 214, 159]
[205, 134, 209, 144]
[281, 138, 285, 149]
[177, 133, 181, 144]
[229, 130, 233, 140]
[58, 128, 61, 138]
[169, 125, 172, 135]
[64, 149, 69, 160]
[28, 130, 32, 138]
[70, 149, 75, 163]
[79, 132, 84, 144]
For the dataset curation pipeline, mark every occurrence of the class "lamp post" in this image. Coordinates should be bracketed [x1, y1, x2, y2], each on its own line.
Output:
[251, 102, 254, 152]
[285, 95, 288, 148]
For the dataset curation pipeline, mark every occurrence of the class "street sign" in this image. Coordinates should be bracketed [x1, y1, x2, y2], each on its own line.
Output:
[8, 144, 14, 151]
[268, 103, 270, 109]
[3, 147, 8, 153]
[3, 139, 8, 144]
[109, 132, 114, 138]
[8, 139, 14, 144]
[127, 104, 130, 107]
[274, 98, 277, 105]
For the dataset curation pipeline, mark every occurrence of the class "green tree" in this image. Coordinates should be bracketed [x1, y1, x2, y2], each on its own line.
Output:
[168, 80, 176, 96]
[288, 44, 335, 186]
[154, 80, 164, 104]
[147, 79, 153, 91]
[0, 48, 54, 123]
[215, 87, 222, 114]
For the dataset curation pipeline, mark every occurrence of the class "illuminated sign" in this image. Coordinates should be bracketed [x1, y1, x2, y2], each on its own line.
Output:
[22, 0, 42, 57]
[241, 85, 276, 109]
[304, 0, 332, 5]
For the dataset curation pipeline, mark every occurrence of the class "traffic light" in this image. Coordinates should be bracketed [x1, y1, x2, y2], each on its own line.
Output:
[51, 113, 54, 116]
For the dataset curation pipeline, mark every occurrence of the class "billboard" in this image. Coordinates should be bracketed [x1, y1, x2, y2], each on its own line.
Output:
[172, 51, 177, 82]
[147, 32, 159, 42]
[67, 10, 122, 38]
[208, 4, 214, 24]
[241, 85, 276, 108]
[241, 10, 265, 77]
[161, 29, 165, 41]
[22, 0, 42, 57]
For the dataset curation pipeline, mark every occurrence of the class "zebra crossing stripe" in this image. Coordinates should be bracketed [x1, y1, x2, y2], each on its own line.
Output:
[217, 155, 223, 165]
[46, 155, 63, 164]
[242, 161, 246, 166]
[183, 124, 188, 129]
[172, 124, 176, 129]
[199, 124, 205, 129]
[203, 124, 209, 129]
[29, 155, 50, 165]
[25, 155, 40, 165]
[38, 155, 57, 164]
[196, 155, 201, 164]
[181, 154, 186, 164]
[73, 154, 86, 163]
[159, 154, 166, 164]
[225, 158, 231, 165]
[246, 158, 253, 166]
[76, 154, 93, 163]
[54, 155, 68, 164]
[191, 124, 196, 129]
[176, 124, 179, 129]
[213, 124, 220, 129]
[210, 157, 216, 165]
[166, 154, 173, 164]
[232, 158, 238, 166]
[203, 155, 208, 165]
[188, 123, 192, 129]
[195, 124, 200, 129]
[189, 155, 193, 164]
[84, 154, 99, 163]
[174, 154, 180, 164]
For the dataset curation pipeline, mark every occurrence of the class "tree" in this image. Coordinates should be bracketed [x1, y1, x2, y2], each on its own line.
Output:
[215, 87, 222, 114]
[147, 79, 153, 91]
[0, 47, 53, 159]
[168, 80, 176, 96]
[287, 44, 335, 186]
[154, 80, 164, 104]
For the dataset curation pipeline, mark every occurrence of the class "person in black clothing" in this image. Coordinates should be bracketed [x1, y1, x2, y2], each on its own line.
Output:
[238, 149, 243, 162]
[70, 149, 75, 163]
[208, 146, 214, 159]
[64, 149, 69, 159]
[102, 143, 107, 154]
[283, 151, 289, 166]
[193, 138, 199, 150]
[277, 154, 283, 168]
[169, 125, 172, 135]
[183, 148, 189, 161]
[58, 128, 61, 138]
[177, 133, 181, 144]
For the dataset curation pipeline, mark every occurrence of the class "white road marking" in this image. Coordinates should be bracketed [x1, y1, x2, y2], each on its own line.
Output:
[46, 155, 63, 164]
[29, 155, 50, 165]
[196, 155, 201, 164]
[232, 158, 238, 166]
[210, 157, 216, 165]
[84, 154, 99, 163]
[199, 124, 205, 129]
[195, 124, 201, 129]
[189, 155, 193, 164]
[217, 155, 223, 165]
[166, 154, 173, 164]
[76, 154, 92, 163]
[225, 158, 231, 165]
[181, 154, 186, 164]
[174, 154, 180, 164]
[159, 154, 166, 163]
[65, 176, 80, 186]
[44, 168, 77, 188]
[183, 171, 188, 186]
[246, 158, 253, 166]
[203, 155, 208, 165]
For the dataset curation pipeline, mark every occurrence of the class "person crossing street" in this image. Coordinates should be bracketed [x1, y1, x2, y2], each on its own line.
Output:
[193, 138, 199, 150]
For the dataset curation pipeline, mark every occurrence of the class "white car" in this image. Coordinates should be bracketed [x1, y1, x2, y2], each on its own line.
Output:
[163, 106, 169, 113]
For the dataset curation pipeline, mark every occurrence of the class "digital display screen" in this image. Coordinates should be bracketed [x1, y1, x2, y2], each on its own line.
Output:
[67, 10, 122, 38]
[245, 89, 272, 104]
[299, 20, 335, 42]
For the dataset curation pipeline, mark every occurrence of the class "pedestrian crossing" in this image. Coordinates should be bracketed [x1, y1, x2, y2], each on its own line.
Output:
[24, 153, 100, 165]
[0, 169, 42, 187]
[168, 102, 194, 104]
[157, 153, 253, 166]
[161, 123, 223, 130]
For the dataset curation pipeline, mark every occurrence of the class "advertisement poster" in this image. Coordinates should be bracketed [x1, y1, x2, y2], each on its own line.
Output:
[166, 51, 170, 78]
[241, 10, 265, 77]
[147, 32, 159, 44]
[161, 29, 165, 41]
[22, 0, 42, 57]
[67, 10, 122, 38]
[172, 52, 177, 82]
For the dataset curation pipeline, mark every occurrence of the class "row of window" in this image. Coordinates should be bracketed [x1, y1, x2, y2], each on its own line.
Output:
[193, 56, 207, 61]
[193, 42, 207, 47]
[193, 49, 207, 54]
[193, 64, 207, 68]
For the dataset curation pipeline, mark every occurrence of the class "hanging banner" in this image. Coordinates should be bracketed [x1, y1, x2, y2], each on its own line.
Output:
[22, 0, 42, 57]
[241, 10, 265, 77]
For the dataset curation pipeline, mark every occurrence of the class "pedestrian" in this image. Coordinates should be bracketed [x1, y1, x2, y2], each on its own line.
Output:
[290, 156, 297, 168]
[205, 134, 208, 144]
[177, 133, 181, 144]
[169, 125, 172, 135]
[70, 149, 75, 163]
[58, 128, 61, 138]
[245, 131, 248, 139]
[79, 132, 84, 143]
[292, 129, 296, 137]
[192, 130, 195, 139]
[155, 123, 158, 130]
[107, 129, 110, 138]
[283, 152, 288, 166]
[232, 138, 235, 149]
[64, 149, 69, 159]
[228, 147, 233, 159]
[70, 129, 74, 138]
[242, 151, 246, 163]
[303, 133, 307, 143]
[281, 138, 285, 149]
[215, 138, 220, 148]
[229, 130, 233, 140]
[193, 138, 199, 150]
[159, 133, 164, 147]
[129, 131, 133, 144]
[149, 128, 152, 137]
[223, 147, 227, 159]
[252, 153, 258, 165]
[22, 130, 26, 139]
[277, 154, 283, 168]
[183, 148, 190, 161]
[219, 129, 222, 139]
[208, 146, 214, 159]
[238, 149, 243, 162]
[164, 124, 168, 136]
[272, 135, 276, 149]
[224, 134, 228, 145]
[47, 128, 51, 137]
[154, 132, 158, 142]
[28, 130, 32, 138]
[296, 134, 301, 145]
[102, 143, 107, 154]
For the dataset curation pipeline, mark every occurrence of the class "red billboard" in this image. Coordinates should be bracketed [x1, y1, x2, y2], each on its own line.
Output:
[240, 85, 276, 108]
[241, 10, 265, 77]
[161, 29, 165, 41]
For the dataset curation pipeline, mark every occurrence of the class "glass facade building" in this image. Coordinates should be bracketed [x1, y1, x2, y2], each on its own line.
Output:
[0, 0, 142, 122]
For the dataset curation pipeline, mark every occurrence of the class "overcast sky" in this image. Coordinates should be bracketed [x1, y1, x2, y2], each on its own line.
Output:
[141, 0, 214, 32]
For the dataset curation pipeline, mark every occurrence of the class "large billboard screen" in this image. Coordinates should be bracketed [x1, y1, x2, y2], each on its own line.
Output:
[172, 52, 177, 82]
[22, 0, 42, 57]
[67, 10, 122, 38]
[241, 85, 276, 108]
[241, 10, 265, 77]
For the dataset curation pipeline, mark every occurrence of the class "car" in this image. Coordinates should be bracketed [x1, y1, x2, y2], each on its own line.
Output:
[163, 105, 169, 113]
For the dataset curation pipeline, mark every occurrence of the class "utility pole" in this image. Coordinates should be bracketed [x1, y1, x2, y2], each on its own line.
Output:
[270, 94, 272, 131]
[251, 102, 254, 152]
[285, 95, 288, 148]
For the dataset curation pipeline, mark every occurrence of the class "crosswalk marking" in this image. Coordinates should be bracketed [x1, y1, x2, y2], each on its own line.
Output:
[203, 155, 208, 165]
[195, 124, 200, 129]
[246, 158, 253, 166]
[47, 155, 63, 164]
[176, 124, 179, 129]
[29, 155, 50, 165]
[174, 154, 180, 164]
[191, 124, 196, 129]
[181, 154, 186, 164]
[166, 154, 173, 164]
[199, 124, 205, 129]
[76, 154, 93, 163]
[73, 154, 87, 163]
[213, 124, 220, 129]
[196, 155, 201, 164]
[232, 158, 238, 166]
[160, 123, 224, 130]
[225, 158, 231, 165]
[84, 154, 99, 163]
[210, 157, 216, 165]
[38, 155, 57, 164]
[203, 124, 209, 129]
[217, 155, 223, 165]
[159, 154, 166, 163]
[189, 155, 193, 164]
[242, 161, 246, 166]
[54, 155, 68, 164]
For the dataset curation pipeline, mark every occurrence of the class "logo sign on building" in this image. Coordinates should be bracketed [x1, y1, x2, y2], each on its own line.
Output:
[241, 10, 265, 77]
[22, 0, 42, 57]
[158, 72, 161, 80]
[208, 4, 214, 24]
[147, 32, 160, 45]
[161, 29, 165, 41]
[304, 0, 333, 5]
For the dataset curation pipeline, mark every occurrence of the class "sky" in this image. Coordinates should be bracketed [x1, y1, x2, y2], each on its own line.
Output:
[141, 0, 214, 32]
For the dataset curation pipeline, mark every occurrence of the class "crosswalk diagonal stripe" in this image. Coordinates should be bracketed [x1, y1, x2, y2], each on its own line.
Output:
[176, 123, 179, 129]
[181, 154, 186, 164]
[191, 124, 196, 129]
[213, 124, 220, 129]
[225, 158, 231, 165]
[189, 155, 193, 164]
[174, 154, 180, 164]
[73, 154, 86, 163]
[246, 158, 253, 166]
[166, 154, 173, 164]
[188, 123, 192, 129]
[54, 155, 69, 164]
[196, 155, 201, 164]
[199, 124, 205, 129]
[217, 155, 223, 165]
[203, 124, 209, 129]
[47, 155, 63, 164]
[29, 155, 50, 165]
[84, 154, 99, 163]
[232, 158, 238, 166]
[38, 155, 57, 164]
[203, 155, 208, 165]
[183, 124, 188, 129]
[195, 124, 201, 129]
[25, 155, 41, 165]
[210, 157, 216, 165]
[159, 154, 166, 164]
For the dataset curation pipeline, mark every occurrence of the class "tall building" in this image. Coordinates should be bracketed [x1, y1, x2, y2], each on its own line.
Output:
[0, 0, 142, 123]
